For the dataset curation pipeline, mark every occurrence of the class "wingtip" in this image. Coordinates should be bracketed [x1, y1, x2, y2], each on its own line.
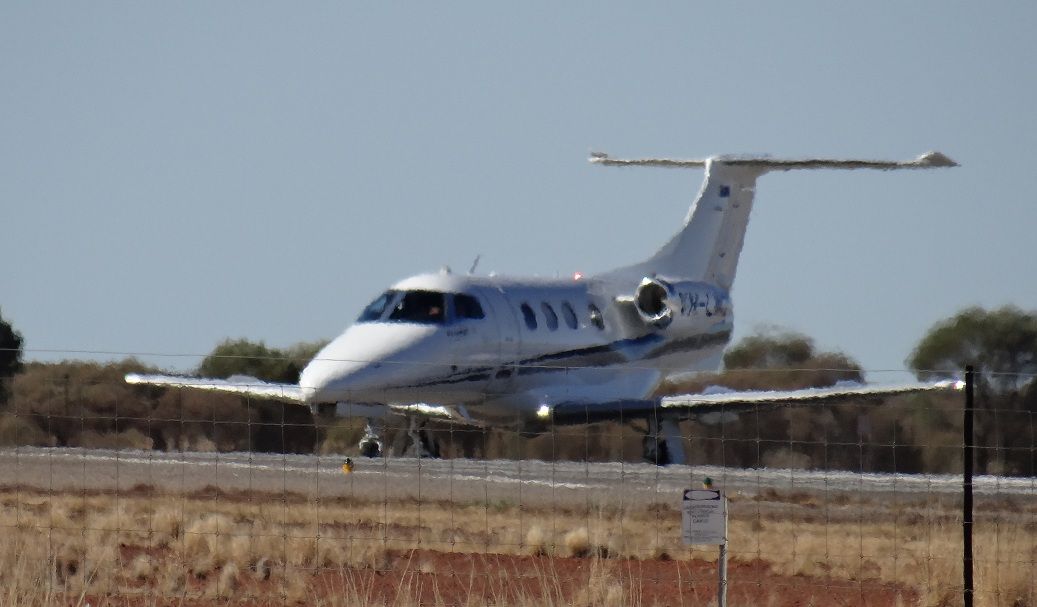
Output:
[935, 379, 967, 391]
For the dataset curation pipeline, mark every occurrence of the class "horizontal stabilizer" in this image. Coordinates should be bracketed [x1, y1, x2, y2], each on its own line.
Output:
[589, 151, 957, 171]
[125, 373, 305, 402]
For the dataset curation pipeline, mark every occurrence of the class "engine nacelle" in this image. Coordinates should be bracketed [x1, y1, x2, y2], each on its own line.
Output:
[634, 277, 678, 326]
[633, 277, 730, 329]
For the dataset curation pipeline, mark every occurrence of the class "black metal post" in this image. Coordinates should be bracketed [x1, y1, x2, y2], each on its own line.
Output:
[963, 365, 974, 607]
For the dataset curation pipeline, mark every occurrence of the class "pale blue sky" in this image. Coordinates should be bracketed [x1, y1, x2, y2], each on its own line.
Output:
[2, 3, 1035, 377]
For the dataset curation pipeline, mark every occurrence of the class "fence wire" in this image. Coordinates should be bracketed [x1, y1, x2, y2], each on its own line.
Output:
[0, 360, 1034, 607]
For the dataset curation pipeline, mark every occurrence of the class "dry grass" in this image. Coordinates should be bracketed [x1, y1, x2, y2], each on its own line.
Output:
[0, 484, 1032, 605]
[525, 525, 548, 556]
[562, 527, 591, 558]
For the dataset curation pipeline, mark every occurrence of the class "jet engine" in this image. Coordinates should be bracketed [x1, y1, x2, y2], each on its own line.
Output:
[632, 277, 730, 329]
[634, 277, 678, 327]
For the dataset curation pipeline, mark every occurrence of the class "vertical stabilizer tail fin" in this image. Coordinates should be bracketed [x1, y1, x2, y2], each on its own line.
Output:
[591, 152, 956, 290]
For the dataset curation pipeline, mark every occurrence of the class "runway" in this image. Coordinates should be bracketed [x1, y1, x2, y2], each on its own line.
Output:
[2, 447, 1034, 508]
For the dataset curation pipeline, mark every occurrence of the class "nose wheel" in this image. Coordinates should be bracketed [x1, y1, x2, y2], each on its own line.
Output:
[357, 420, 384, 458]
[354, 417, 441, 459]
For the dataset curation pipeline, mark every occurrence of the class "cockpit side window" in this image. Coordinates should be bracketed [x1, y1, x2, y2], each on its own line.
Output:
[388, 290, 446, 324]
[520, 303, 538, 330]
[357, 290, 397, 322]
[453, 294, 485, 320]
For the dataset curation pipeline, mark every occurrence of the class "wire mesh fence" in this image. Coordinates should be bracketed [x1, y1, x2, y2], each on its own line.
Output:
[0, 359, 1034, 606]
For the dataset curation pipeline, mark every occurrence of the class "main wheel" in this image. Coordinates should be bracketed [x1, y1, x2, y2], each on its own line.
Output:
[359, 438, 382, 458]
[642, 433, 671, 466]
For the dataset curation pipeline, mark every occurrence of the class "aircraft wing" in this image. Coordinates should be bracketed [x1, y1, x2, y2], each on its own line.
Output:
[545, 379, 963, 424]
[125, 373, 306, 402]
[125, 373, 475, 423]
[660, 379, 964, 413]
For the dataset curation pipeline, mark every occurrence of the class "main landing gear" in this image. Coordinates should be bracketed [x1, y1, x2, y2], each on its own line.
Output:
[642, 416, 687, 466]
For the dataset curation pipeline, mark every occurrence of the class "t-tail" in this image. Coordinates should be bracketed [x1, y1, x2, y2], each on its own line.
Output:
[592, 151, 957, 290]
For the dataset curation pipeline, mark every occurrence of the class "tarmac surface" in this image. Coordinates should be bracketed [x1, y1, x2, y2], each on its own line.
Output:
[2, 447, 1035, 509]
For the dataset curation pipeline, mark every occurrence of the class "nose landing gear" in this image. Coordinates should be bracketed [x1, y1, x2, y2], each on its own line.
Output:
[355, 417, 440, 459]
[358, 420, 384, 458]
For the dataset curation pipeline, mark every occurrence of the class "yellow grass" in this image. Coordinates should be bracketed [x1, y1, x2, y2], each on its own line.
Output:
[0, 484, 1032, 606]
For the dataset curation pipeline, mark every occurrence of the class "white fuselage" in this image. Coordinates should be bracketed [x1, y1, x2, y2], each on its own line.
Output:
[299, 271, 733, 424]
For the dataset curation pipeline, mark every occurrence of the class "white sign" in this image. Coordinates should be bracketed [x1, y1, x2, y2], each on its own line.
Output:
[682, 489, 727, 545]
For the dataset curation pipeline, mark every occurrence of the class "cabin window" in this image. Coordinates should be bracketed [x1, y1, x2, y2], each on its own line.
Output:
[387, 290, 446, 324]
[561, 301, 578, 329]
[588, 304, 604, 330]
[541, 302, 559, 331]
[454, 294, 485, 320]
[520, 303, 538, 330]
[357, 290, 397, 322]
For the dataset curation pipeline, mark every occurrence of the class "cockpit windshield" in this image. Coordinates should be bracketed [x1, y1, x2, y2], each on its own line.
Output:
[357, 290, 397, 322]
[387, 290, 446, 324]
[357, 289, 485, 325]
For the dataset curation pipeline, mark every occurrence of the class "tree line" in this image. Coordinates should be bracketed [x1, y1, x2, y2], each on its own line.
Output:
[1, 306, 1035, 475]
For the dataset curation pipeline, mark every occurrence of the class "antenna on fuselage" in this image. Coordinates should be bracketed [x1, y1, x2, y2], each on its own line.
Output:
[468, 254, 482, 275]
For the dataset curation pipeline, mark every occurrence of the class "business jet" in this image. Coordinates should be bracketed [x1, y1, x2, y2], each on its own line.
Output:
[127, 150, 961, 464]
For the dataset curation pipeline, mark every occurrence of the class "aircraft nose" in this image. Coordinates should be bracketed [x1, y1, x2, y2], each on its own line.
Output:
[302, 357, 409, 403]
[298, 323, 436, 403]
[299, 357, 367, 403]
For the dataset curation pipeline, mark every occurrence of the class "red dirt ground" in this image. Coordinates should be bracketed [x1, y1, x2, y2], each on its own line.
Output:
[80, 549, 915, 607]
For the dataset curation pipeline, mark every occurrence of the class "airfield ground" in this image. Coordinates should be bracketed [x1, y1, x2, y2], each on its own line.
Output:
[1, 448, 1034, 606]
